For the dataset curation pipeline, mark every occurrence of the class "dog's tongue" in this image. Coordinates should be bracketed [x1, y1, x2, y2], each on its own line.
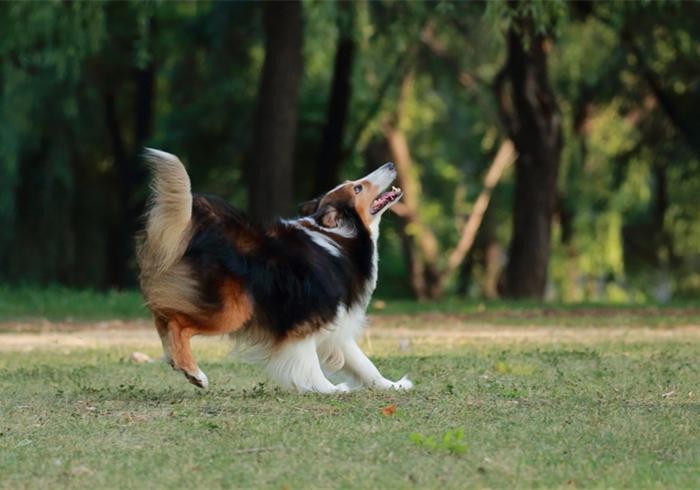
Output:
[371, 186, 402, 214]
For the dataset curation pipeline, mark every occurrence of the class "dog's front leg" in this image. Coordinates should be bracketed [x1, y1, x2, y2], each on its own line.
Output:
[266, 337, 350, 394]
[340, 340, 412, 390]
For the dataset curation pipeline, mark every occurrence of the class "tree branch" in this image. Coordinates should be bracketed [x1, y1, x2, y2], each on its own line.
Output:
[440, 140, 516, 283]
[382, 72, 442, 298]
[342, 52, 412, 159]
[593, 11, 700, 159]
[420, 22, 496, 123]
[626, 38, 700, 158]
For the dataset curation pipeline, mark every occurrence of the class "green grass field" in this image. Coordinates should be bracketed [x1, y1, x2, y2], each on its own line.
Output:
[2, 285, 700, 327]
[1, 309, 699, 489]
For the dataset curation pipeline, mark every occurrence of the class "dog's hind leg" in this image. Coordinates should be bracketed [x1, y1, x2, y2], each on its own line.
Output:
[339, 340, 412, 390]
[154, 316, 173, 367]
[165, 316, 209, 389]
[266, 337, 350, 394]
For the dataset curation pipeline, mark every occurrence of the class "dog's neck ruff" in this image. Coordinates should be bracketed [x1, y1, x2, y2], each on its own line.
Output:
[285, 215, 380, 308]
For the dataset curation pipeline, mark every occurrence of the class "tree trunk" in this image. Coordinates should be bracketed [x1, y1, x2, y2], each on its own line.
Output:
[248, 0, 303, 224]
[382, 73, 442, 299]
[384, 123, 442, 300]
[102, 59, 154, 289]
[456, 252, 474, 297]
[102, 90, 129, 288]
[364, 136, 433, 299]
[381, 83, 514, 299]
[652, 162, 679, 267]
[496, 27, 563, 299]
[314, 1, 355, 195]
[440, 140, 515, 284]
[482, 238, 503, 300]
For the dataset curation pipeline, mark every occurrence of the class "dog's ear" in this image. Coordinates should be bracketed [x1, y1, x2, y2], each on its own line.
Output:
[298, 197, 320, 216]
[319, 207, 340, 228]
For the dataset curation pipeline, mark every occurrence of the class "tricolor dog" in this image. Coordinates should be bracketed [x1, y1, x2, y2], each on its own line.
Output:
[137, 149, 411, 393]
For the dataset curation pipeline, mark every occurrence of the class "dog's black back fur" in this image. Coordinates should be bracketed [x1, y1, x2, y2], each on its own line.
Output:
[183, 194, 373, 339]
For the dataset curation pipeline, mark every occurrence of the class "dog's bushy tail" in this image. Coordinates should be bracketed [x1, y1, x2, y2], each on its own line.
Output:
[139, 148, 192, 275]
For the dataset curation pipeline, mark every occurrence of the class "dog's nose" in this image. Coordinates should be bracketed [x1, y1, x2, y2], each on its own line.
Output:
[385, 162, 395, 171]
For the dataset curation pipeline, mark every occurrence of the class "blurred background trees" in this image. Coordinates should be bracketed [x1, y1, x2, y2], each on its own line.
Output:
[0, 0, 698, 302]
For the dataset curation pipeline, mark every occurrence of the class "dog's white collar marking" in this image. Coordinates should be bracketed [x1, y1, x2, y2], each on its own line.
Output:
[297, 226, 342, 257]
[287, 217, 355, 242]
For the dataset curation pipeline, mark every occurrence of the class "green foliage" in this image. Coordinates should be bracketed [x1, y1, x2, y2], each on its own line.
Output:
[410, 428, 469, 455]
[0, 0, 698, 300]
[546, 3, 700, 301]
[485, 0, 568, 38]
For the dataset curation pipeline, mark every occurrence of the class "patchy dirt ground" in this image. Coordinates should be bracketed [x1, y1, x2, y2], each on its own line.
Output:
[1, 315, 698, 352]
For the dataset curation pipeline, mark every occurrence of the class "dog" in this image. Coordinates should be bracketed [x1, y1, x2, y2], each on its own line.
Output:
[136, 149, 412, 393]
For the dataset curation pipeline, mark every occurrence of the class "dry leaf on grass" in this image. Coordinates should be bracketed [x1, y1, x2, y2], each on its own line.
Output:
[381, 404, 397, 416]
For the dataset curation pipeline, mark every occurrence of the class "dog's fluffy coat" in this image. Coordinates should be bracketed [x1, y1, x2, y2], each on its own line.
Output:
[137, 149, 411, 393]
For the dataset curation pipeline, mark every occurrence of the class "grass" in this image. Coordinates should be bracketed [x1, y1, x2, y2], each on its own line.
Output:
[1, 330, 698, 488]
[1, 287, 698, 487]
[1, 285, 699, 326]
[372, 298, 700, 327]
[0, 286, 146, 322]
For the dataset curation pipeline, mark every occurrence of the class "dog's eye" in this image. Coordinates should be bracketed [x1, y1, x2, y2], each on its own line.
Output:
[353, 184, 363, 194]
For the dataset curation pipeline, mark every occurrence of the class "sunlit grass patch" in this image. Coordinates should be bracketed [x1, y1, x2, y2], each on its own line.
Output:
[0, 335, 697, 489]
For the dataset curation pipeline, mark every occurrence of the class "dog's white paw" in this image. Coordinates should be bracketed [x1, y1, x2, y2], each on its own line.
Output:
[183, 368, 209, 389]
[392, 375, 413, 391]
[334, 382, 351, 393]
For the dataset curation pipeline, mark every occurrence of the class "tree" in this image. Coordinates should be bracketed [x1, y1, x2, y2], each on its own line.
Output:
[248, 0, 304, 224]
[313, 1, 356, 196]
[494, 5, 564, 298]
[382, 71, 516, 299]
[104, 11, 156, 288]
[0, 1, 698, 301]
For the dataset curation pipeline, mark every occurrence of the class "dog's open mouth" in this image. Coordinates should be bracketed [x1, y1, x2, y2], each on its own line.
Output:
[370, 186, 403, 214]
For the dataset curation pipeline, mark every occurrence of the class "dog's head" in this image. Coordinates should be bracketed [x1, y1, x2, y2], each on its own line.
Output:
[298, 162, 402, 235]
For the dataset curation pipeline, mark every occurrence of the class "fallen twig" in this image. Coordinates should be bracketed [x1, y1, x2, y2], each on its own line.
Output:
[230, 445, 285, 455]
